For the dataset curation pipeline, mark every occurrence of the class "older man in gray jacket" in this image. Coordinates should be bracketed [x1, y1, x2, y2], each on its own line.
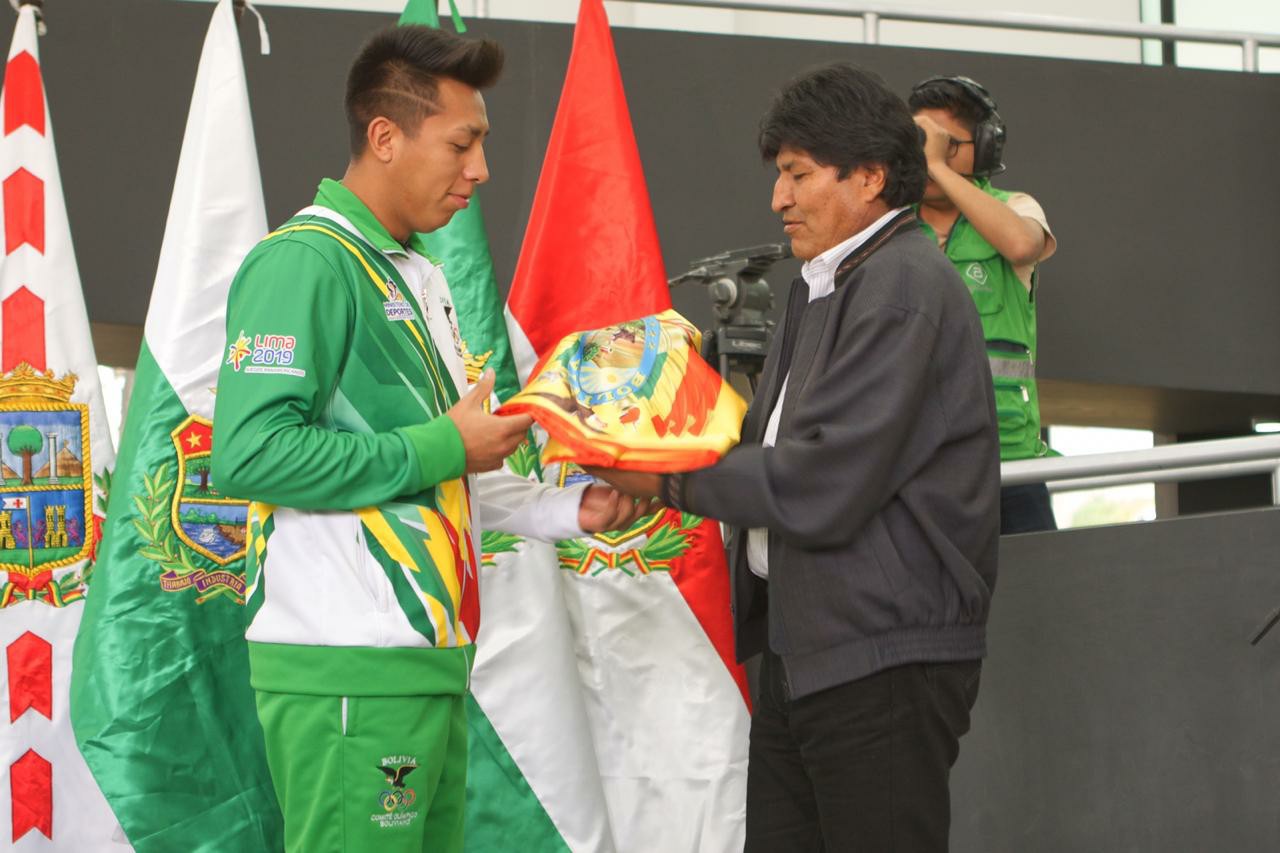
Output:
[596, 63, 999, 851]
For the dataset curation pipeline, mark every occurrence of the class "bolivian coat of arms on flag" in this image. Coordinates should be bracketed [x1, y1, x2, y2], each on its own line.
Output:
[559, 463, 704, 578]
[501, 309, 747, 472]
[0, 364, 94, 607]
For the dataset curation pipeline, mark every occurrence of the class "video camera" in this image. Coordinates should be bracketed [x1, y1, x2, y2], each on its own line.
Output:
[668, 243, 791, 388]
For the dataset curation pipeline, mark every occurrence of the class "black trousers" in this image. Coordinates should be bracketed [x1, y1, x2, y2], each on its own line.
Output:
[1000, 482, 1057, 534]
[745, 651, 981, 853]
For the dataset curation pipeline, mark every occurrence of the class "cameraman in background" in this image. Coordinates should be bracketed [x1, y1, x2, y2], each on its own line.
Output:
[910, 76, 1059, 534]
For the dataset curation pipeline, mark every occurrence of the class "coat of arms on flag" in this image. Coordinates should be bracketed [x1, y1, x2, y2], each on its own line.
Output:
[0, 363, 93, 606]
[584, 508, 704, 581]
[170, 416, 246, 564]
[550, 460, 700, 577]
[131, 415, 248, 604]
[501, 309, 747, 472]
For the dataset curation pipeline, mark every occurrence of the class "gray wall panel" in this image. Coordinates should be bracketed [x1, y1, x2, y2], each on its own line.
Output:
[953, 508, 1280, 851]
[30, 1, 1280, 396]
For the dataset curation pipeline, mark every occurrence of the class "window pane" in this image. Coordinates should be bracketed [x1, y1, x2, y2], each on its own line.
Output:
[1047, 426, 1156, 529]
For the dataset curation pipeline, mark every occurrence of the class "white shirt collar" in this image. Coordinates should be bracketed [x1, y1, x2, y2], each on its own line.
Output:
[800, 206, 906, 301]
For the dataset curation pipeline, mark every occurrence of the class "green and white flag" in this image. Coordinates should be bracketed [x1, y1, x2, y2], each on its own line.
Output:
[69, 2, 282, 849]
[398, 5, 617, 851]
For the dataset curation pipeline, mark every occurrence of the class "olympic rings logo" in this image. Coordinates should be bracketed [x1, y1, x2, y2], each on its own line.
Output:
[379, 788, 417, 813]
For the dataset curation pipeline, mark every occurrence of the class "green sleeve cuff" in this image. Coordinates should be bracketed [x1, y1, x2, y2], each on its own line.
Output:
[397, 415, 466, 492]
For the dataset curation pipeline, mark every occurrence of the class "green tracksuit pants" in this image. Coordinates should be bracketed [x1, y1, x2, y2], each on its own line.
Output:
[255, 690, 467, 853]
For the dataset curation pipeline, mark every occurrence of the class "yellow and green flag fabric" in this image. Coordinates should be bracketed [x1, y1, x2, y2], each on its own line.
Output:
[502, 310, 747, 472]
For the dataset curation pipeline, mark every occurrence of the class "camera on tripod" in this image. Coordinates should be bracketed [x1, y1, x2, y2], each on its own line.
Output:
[668, 243, 791, 388]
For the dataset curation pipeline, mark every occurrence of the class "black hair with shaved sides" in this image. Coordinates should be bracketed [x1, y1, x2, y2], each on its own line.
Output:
[907, 79, 988, 134]
[758, 63, 926, 208]
[345, 25, 504, 155]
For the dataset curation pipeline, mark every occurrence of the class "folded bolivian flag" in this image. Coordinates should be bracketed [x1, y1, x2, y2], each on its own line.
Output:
[500, 310, 747, 471]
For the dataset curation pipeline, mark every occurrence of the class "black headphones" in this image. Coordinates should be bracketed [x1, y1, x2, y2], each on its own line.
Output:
[911, 75, 1006, 178]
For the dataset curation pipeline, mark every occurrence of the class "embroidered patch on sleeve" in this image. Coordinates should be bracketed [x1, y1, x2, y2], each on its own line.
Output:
[225, 330, 306, 378]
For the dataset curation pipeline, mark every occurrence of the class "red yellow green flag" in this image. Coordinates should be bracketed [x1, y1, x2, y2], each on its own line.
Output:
[503, 310, 746, 471]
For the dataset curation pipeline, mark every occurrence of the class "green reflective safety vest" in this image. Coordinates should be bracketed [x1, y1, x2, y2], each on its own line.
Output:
[918, 182, 1051, 461]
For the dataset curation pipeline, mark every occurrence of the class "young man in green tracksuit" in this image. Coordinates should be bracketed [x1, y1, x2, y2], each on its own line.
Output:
[909, 76, 1060, 534]
[211, 26, 653, 853]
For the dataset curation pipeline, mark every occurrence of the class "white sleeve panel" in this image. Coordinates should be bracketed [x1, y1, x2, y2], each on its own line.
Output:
[477, 470, 588, 541]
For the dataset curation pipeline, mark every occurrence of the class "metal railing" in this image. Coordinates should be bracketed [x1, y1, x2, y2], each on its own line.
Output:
[621, 0, 1280, 72]
[1002, 434, 1280, 506]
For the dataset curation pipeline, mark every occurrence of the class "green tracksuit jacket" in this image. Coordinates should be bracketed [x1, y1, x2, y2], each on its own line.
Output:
[211, 179, 585, 699]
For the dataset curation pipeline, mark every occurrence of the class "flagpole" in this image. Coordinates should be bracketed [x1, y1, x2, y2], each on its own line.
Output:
[8, 0, 46, 35]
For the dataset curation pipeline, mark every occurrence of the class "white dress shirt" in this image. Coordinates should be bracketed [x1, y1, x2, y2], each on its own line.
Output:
[746, 207, 906, 580]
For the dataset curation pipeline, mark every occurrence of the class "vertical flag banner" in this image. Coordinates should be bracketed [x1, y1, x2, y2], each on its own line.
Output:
[503, 1, 750, 850]
[69, 1, 282, 850]
[399, 5, 619, 853]
[0, 4, 127, 849]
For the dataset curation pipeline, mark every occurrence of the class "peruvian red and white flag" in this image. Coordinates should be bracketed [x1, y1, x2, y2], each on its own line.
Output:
[0, 4, 127, 849]
[493, 1, 750, 849]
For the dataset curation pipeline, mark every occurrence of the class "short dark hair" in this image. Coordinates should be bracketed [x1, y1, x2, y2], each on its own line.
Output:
[758, 63, 926, 208]
[345, 25, 504, 155]
[907, 79, 988, 134]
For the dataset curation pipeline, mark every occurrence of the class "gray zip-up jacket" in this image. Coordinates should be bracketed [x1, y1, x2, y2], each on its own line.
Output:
[666, 210, 1000, 700]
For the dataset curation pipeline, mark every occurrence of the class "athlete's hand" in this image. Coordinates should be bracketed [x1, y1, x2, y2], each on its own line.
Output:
[446, 370, 532, 474]
[577, 483, 663, 534]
